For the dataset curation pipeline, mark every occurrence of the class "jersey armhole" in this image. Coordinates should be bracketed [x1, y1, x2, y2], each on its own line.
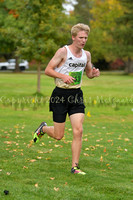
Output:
[64, 45, 69, 60]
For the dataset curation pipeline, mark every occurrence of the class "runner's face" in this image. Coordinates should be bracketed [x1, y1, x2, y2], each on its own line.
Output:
[72, 31, 88, 49]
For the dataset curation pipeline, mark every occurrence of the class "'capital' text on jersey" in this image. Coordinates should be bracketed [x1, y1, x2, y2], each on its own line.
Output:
[69, 63, 86, 68]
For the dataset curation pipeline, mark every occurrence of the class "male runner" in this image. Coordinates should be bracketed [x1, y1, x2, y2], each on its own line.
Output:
[33, 23, 100, 175]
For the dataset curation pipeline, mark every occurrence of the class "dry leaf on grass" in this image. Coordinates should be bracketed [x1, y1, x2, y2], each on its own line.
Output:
[85, 148, 89, 151]
[50, 177, 55, 180]
[35, 183, 38, 188]
[124, 138, 130, 142]
[83, 153, 89, 157]
[54, 187, 59, 192]
[37, 156, 42, 159]
[29, 159, 36, 162]
[23, 166, 28, 169]
[6, 172, 11, 175]
[100, 156, 103, 162]
[27, 140, 33, 148]
[45, 157, 51, 160]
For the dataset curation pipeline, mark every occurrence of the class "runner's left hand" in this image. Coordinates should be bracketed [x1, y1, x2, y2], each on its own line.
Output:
[92, 67, 100, 77]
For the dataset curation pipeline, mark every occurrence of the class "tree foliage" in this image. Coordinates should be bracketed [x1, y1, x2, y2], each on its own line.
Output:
[73, 0, 92, 24]
[0, 0, 71, 63]
[0, 0, 71, 91]
[115, 0, 133, 72]
[1, 0, 133, 73]
[73, 0, 133, 72]
[0, 0, 17, 58]
[17, 0, 71, 92]
[4, 0, 70, 63]
[87, 0, 124, 62]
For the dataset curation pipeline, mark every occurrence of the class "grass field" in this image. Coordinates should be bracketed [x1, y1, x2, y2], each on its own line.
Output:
[0, 72, 133, 200]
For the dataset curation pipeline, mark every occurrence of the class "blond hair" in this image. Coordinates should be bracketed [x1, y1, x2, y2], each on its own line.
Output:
[71, 23, 90, 36]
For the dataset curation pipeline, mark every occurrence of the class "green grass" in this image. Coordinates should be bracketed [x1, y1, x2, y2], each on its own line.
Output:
[0, 72, 133, 200]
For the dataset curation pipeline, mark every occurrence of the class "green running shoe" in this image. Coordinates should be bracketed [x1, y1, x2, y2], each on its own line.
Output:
[71, 166, 86, 175]
[33, 122, 47, 143]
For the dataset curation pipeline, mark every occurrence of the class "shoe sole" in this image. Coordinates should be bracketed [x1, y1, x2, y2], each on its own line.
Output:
[33, 122, 47, 143]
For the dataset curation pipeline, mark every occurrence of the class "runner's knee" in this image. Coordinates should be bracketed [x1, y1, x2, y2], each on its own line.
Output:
[54, 130, 64, 140]
[73, 126, 83, 138]
[55, 135, 64, 140]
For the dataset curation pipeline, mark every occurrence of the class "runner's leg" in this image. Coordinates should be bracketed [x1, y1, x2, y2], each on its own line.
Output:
[69, 113, 84, 167]
[42, 122, 65, 140]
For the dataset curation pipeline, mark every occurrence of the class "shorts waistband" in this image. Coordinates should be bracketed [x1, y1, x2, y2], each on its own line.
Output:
[55, 86, 81, 92]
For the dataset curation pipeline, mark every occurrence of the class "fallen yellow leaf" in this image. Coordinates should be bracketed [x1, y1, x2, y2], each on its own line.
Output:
[54, 187, 59, 192]
[107, 140, 113, 143]
[124, 138, 130, 142]
[100, 156, 103, 162]
[83, 153, 89, 157]
[96, 139, 100, 142]
[23, 166, 28, 169]
[83, 138, 88, 141]
[35, 183, 38, 188]
[14, 125, 19, 129]
[6, 172, 11, 175]
[125, 149, 128, 152]
[27, 140, 33, 148]
[45, 157, 51, 160]
[38, 151, 44, 154]
[54, 144, 60, 147]
[29, 159, 36, 162]
[16, 130, 19, 134]
[37, 156, 42, 159]
[87, 111, 91, 117]
[50, 177, 55, 180]
[85, 148, 89, 151]
[108, 167, 112, 170]
[4, 141, 12, 144]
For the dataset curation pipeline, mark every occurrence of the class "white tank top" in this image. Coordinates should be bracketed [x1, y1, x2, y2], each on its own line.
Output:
[55, 45, 87, 89]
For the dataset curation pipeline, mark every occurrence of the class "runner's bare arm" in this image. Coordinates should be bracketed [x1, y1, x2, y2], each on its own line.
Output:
[85, 51, 100, 79]
[45, 47, 75, 84]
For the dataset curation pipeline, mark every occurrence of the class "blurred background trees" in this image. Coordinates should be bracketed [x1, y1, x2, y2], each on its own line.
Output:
[84, 0, 133, 73]
[0, 0, 132, 92]
[114, 0, 133, 73]
[0, 0, 71, 92]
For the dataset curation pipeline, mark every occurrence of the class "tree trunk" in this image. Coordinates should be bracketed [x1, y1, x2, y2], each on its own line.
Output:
[124, 58, 133, 74]
[14, 56, 21, 72]
[37, 65, 41, 93]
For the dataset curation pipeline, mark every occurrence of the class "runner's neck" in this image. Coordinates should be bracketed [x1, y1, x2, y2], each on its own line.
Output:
[68, 44, 82, 58]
